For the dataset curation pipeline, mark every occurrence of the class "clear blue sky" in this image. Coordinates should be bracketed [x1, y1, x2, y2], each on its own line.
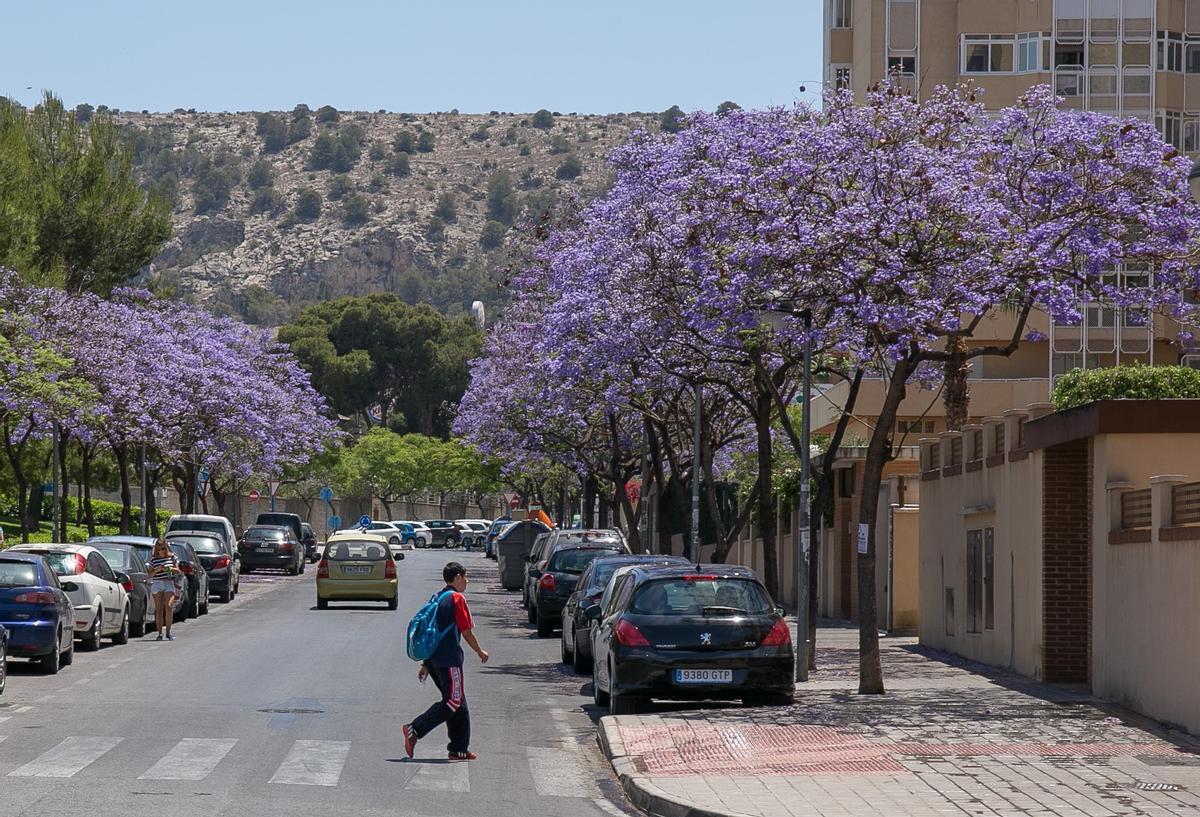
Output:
[1, 1, 823, 115]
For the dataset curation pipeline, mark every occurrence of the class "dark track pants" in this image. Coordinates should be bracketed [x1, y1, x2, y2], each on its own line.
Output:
[411, 664, 470, 752]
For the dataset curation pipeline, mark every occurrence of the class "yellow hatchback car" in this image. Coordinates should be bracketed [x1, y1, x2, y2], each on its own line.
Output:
[315, 532, 402, 610]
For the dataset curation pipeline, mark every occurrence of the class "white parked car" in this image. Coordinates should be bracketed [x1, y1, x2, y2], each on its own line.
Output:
[454, 520, 490, 548]
[394, 521, 433, 548]
[7, 544, 131, 650]
[337, 521, 408, 554]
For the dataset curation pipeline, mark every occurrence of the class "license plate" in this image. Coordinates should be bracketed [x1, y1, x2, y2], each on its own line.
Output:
[675, 668, 733, 684]
[341, 566, 371, 575]
[257, 546, 273, 553]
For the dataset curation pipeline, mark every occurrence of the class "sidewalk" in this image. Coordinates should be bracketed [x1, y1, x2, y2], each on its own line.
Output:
[598, 625, 1200, 817]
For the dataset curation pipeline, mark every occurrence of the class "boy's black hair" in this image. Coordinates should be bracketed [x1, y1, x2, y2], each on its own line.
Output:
[444, 561, 466, 584]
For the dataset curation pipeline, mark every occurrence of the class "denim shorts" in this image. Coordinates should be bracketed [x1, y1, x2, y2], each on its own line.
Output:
[150, 579, 178, 595]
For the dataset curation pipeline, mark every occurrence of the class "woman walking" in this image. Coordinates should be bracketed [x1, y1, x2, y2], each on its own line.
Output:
[147, 538, 181, 641]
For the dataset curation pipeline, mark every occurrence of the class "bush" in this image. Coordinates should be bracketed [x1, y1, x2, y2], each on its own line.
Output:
[192, 165, 238, 214]
[75, 103, 94, 123]
[249, 186, 283, 215]
[425, 215, 447, 243]
[393, 130, 415, 153]
[385, 152, 410, 177]
[292, 103, 311, 119]
[548, 133, 571, 154]
[295, 188, 322, 221]
[660, 104, 685, 133]
[309, 133, 337, 170]
[469, 124, 489, 142]
[256, 112, 289, 152]
[531, 109, 554, 130]
[716, 100, 741, 116]
[288, 115, 311, 144]
[368, 140, 388, 161]
[368, 172, 388, 192]
[1051, 364, 1200, 410]
[555, 154, 583, 180]
[247, 159, 274, 189]
[327, 173, 354, 201]
[479, 219, 508, 250]
[434, 192, 457, 223]
[342, 193, 370, 226]
[486, 169, 517, 224]
[316, 105, 340, 123]
[416, 131, 435, 153]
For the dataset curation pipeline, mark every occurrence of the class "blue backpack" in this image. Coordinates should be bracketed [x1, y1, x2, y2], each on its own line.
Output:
[406, 589, 457, 662]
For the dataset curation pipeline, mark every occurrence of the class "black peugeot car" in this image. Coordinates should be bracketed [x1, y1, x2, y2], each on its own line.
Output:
[588, 564, 794, 715]
[561, 554, 691, 673]
[239, 525, 305, 576]
[530, 543, 628, 638]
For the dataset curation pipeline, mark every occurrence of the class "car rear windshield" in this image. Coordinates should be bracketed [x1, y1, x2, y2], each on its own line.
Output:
[630, 578, 772, 616]
[30, 552, 80, 577]
[550, 548, 621, 574]
[326, 540, 389, 560]
[246, 528, 285, 541]
[96, 548, 131, 570]
[170, 536, 223, 554]
[0, 560, 38, 587]
[169, 545, 192, 561]
[169, 520, 225, 537]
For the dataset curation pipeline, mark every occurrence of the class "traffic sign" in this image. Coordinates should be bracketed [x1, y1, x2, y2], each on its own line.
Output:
[358, 514, 372, 528]
[267, 480, 281, 496]
[367, 403, 383, 423]
[248, 489, 260, 502]
[328, 515, 342, 530]
[509, 497, 520, 509]
[319, 486, 334, 502]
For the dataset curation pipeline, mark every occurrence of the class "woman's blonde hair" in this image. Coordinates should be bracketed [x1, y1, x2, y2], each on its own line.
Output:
[153, 537, 170, 556]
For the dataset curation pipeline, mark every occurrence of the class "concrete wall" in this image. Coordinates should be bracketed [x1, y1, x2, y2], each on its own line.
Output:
[1090, 433, 1200, 734]
[891, 507, 920, 631]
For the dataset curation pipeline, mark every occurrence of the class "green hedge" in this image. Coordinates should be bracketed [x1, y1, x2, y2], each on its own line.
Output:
[1, 494, 170, 528]
[1051, 364, 1200, 410]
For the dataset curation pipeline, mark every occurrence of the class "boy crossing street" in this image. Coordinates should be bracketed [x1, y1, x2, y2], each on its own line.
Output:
[403, 561, 489, 761]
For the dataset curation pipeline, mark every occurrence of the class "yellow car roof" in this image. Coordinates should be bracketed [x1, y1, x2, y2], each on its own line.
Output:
[327, 531, 390, 543]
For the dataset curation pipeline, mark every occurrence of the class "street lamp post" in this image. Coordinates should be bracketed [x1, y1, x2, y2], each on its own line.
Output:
[796, 309, 812, 683]
[690, 382, 702, 561]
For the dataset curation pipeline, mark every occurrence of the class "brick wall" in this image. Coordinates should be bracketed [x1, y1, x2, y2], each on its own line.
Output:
[1042, 438, 1092, 683]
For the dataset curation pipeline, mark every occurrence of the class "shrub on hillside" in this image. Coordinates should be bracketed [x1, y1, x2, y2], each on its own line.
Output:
[192, 164, 239, 214]
[434, 192, 457, 223]
[531, 109, 554, 129]
[469, 124, 489, 142]
[660, 105, 685, 133]
[256, 112, 289, 152]
[327, 174, 354, 201]
[295, 188, 322, 221]
[1051, 364, 1200, 410]
[368, 140, 388, 161]
[393, 131, 416, 154]
[555, 154, 583, 180]
[479, 219, 508, 250]
[486, 169, 517, 225]
[342, 193, 370, 226]
[249, 186, 283, 215]
[368, 172, 388, 192]
[309, 133, 337, 170]
[425, 215, 447, 243]
[548, 133, 571, 154]
[316, 105, 339, 123]
[417, 131, 436, 153]
[247, 159, 274, 189]
[75, 103, 94, 123]
[385, 152, 410, 177]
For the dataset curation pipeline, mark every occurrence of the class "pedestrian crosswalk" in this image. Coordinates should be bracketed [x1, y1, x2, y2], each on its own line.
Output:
[0, 733, 602, 795]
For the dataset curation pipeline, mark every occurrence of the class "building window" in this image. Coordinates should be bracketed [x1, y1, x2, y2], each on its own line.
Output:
[993, 422, 1005, 455]
[898, 419, 934, 435]
[832, 65, 852, 91]
[962, 35, 1015, 73]
[1158, 110, 1184, 150]
[831, 0, 851, 29]
[927, 443, 941, 471]
[1158, 31, 1184, 72]
[888, 55, 916, 75]
[984, 527, 995, 631]
[837, 465, 856, 498]
[1017, 33, 1041, 72]
[970, 429, 983, 461]
[967, 529, 983, 634]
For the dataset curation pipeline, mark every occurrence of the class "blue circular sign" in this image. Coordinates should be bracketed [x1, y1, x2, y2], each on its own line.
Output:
[328, 515, 342, 530]
[319, 486, 334, 502]
[358, 515, 372, 528]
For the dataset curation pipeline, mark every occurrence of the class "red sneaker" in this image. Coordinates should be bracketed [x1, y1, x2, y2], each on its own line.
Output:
[402, 724, 417, 759]
[448, 750, 477, 761]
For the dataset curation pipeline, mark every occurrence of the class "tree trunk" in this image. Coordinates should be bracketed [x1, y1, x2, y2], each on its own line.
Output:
[754, 386, 779, 600]
[380, 498, 394, 519]
[81, 445, 96, 537]
[583, 476, 596, 528]
[56, 427, 70, 542]
[943, 335, 971, 431]
[856, 356, 913, 695]
[146, 472, 160, 537]
[2, 420, 33, 542]
[598, 497, 610, 528]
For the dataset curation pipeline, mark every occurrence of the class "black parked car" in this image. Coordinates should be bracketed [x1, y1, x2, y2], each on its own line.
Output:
[530, 543, 628, 638]
[588, 564, 794, 715]
[300, 522, 320, 562]
[524, 529, 627, 616]
[168, 541, 209, 620]
[239, 525, 305, 575]
[422, 520, 460, 548]
[167, 532, 239, 603]
[484, 518, 511, 559]
[561, 554, 691, 673]
[91, 542, 153, 637]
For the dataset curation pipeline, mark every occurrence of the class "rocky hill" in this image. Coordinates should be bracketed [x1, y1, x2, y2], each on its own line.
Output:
[113, 105, 662, 324]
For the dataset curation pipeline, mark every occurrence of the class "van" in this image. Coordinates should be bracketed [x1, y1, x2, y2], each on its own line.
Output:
[164, 514, 237, 552]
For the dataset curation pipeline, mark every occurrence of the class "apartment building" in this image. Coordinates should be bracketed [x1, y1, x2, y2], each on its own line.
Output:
[816, 0, 1200, 439]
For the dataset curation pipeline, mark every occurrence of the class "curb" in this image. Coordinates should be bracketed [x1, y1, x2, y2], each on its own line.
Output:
[597, 716, 752, 817]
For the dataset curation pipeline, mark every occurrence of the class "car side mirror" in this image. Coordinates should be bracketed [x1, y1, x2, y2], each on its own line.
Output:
[584, 605, 603, 621]
[61, 581, 79, 592]
[114, 571, 130, 584]
[774, 606, 786, 618]
[397, 553, 405, 561]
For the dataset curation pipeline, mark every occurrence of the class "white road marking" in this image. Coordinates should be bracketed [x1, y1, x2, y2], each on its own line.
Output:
[9, 736, 123, 778]
[527, 746, 600, 798]
[0, 717, 8, 725]
[139, 738, 238, 781]
[13, 706, 32, 714]
[405, 761, 471, 792]
[269, 739, 350, 786]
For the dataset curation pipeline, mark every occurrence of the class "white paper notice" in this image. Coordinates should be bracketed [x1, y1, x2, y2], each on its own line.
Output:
[857, 523, 869, 554]
[800, 530, 810, 553]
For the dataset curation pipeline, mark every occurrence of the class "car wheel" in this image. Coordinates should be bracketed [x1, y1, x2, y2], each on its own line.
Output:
[561, 632, 573, 665]
[82, 609, 103, 652]
[189, 587, 201, 619]
[609, 691, 639, 716]
[130, 606, 146, 638]
[573, 640, 592, 675]
[219, 586, 232, 603]
[111, 606, 129, 645]
[200, 594, 209, 615]
[0, 640, 6, 694]
[387, 596, 399, 611]
[527, 603, 536, 624]
[593, 664, 610, 707]
[317, 597, 328, 610]
[39, 639, 61, 674]
[536, 615, 554, 638]
[60, 633, 73, 666]
[299, 558, 306, 575]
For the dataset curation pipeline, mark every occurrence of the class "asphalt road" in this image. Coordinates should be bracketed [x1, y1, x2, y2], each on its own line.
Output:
[0, 551, 633, 817]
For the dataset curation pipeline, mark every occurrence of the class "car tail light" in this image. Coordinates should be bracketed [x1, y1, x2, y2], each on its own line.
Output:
[317, 559, 330, 579]
[121, 580, 134, 593]
[616, 619, 650, 647]
[179, 562, 194, 575]
[212, 555, 230, 570]
[281, 542, 294, 552]
[682, 574, 717, 582]
[539, 573, 556, 592]
[72, 553, 87, 575]
[761, 619, 792, 647]
[385, 559, 397, 579]
[14, 591, 57, 605]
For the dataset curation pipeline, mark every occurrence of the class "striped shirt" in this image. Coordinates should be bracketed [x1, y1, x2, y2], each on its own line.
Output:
[148, 554, 179, 579]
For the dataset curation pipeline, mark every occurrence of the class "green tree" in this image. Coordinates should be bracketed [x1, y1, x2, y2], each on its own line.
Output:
[531, 109, 555, 129]
[659, 104, 685, 133]
[368, 140, 388, 161]
[486, 169, 517, 225]
[192, 162, 238, 214]
[416, 130, 435, 153]
[326, 173, 353, 201]
[246, 159, 274, 189]
[255, 112, 288, 152]
[479, 219, 508, 251]
[425, 215, 447, 243]
[342, 192, 370, 226]
[288, 115, 311, 144]
[295, 188, 322, 221]
[2, 93, 172, 294]
[434, 192, 457, 223]
[309, 133, 336, 170]
[74, 103, 94, 123]
[548, 133, 570, 154]
[716, 100, 741, 116]
[340, 429, 437, 518]
[392, 130, 415, 153]
[316, 105, 340, 123]
[385, 152, 410, 177]
[248, 187, 283, 215]
[469, 124, 489, 142]
[555, 154, 582, 180]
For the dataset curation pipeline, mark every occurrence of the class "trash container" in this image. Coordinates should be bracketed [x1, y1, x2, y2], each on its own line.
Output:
[496, 520, 543, 590]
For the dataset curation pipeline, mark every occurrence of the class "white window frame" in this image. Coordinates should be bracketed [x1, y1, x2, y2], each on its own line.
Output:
[830, 64, 852, 91]
[831, 0, 851, 29]
[1158, 31, 1184, 72]
[961, 34, 1017, 74]
[1016, 32, 1042, 72]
